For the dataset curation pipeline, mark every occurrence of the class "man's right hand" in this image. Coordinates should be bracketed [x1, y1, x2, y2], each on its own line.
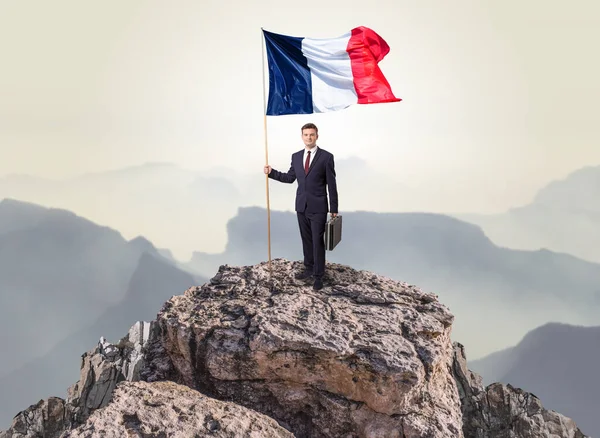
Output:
[264, 165, 272, 175]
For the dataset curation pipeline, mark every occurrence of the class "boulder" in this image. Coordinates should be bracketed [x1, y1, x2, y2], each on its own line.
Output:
[147, 260, 464, 437]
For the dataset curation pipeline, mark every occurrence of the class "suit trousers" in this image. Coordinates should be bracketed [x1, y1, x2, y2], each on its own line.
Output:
[297, 211, 327, 278]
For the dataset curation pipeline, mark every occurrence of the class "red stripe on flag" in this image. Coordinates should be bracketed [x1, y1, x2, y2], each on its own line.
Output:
[347, 26, 401, 105]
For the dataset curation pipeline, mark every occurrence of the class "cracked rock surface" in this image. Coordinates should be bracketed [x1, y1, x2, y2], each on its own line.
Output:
[0, 259, 589, 438]
[150, 259, 463, 437]
[63, 380, 294, 438]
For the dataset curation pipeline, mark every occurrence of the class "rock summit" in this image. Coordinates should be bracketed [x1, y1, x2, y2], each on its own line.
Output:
[0, 259, 587, 437]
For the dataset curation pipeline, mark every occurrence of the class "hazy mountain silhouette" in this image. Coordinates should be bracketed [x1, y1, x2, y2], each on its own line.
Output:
[0, 199, 144, 375]
[0, 197, 49, 233]
[186, 207, 600, 360]
[0, 159, 408, 260]
[469, 322, 600, 437]
[458, 165, 600, 263]
[0, 250, 204, 429]
[0, 198, 204, 377]
[0, 163, 241, 260]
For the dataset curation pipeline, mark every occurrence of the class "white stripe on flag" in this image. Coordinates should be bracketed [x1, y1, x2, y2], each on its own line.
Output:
[302, 33, 358, 113]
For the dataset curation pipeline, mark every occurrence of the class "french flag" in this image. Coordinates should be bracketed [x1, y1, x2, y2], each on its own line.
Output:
[262, 26, 401, 116]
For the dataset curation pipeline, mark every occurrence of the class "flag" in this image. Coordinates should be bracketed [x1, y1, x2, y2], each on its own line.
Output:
[262, 26, 401, 116]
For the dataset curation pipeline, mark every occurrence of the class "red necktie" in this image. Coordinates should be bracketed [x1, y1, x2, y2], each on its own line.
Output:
[304, 150, 311, 174]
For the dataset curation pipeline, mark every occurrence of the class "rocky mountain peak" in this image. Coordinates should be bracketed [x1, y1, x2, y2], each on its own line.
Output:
[0, 260, 588, 437]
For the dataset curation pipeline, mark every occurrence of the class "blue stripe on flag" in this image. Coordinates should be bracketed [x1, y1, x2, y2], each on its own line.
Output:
[263, 30, 313, 115]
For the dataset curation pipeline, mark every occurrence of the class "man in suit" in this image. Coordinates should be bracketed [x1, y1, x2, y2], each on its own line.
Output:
[264, 123, 338, 290]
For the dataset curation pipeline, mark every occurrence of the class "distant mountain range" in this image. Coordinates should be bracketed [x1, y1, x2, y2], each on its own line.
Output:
[469, 322, 600, 437]
[0, 159, 403, 260]
[187, 207, 600, 362]
[0, 163, 243, 259]
[4, 161, 599, 265]
[457, 165, 600, 263]
[0, 198, 206, 429]
[3, 162, 600, 431]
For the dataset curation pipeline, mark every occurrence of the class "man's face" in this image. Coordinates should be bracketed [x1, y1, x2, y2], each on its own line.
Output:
[302, 128, 318, 148]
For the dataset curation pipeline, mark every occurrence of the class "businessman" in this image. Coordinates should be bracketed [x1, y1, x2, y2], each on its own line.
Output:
[264, 123, 338, 290]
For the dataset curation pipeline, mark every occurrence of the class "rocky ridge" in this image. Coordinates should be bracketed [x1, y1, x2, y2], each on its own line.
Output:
[0, 259, 588, 437]
[63, 380, 294, 438]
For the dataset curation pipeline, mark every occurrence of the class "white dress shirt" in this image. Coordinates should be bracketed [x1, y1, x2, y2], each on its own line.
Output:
[303, 145, 318, 170]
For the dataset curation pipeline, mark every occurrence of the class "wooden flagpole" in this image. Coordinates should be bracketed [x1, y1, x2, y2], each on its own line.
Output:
[261, 28, 273, 280]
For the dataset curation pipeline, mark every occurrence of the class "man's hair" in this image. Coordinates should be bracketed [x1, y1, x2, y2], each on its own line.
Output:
[301, 123, 318, 133]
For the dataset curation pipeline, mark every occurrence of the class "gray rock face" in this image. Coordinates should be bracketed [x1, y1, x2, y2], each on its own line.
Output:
[0, 321, 152, 438]
[66, 321, 153, 425]
[0, 260, 589, 438]
[453, 343, 586, 438]
[0, 397, 66, 438]
[63, 380, 294, 438]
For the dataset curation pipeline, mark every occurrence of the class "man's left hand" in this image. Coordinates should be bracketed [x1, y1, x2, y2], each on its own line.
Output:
[331, 213, 338, 218]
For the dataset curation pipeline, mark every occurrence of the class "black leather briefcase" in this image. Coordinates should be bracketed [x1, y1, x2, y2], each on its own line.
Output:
[324, 215, 342, 251]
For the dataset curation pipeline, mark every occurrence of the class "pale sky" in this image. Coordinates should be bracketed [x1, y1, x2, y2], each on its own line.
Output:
[1, 0, 599, 214]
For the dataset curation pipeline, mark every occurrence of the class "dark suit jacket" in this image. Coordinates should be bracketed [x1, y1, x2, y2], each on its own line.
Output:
[269, 147, 338, 214]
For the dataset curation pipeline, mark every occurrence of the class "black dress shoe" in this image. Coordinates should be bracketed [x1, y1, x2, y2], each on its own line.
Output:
[295, 270, 313, 280]
[313, 278, 323, 290]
